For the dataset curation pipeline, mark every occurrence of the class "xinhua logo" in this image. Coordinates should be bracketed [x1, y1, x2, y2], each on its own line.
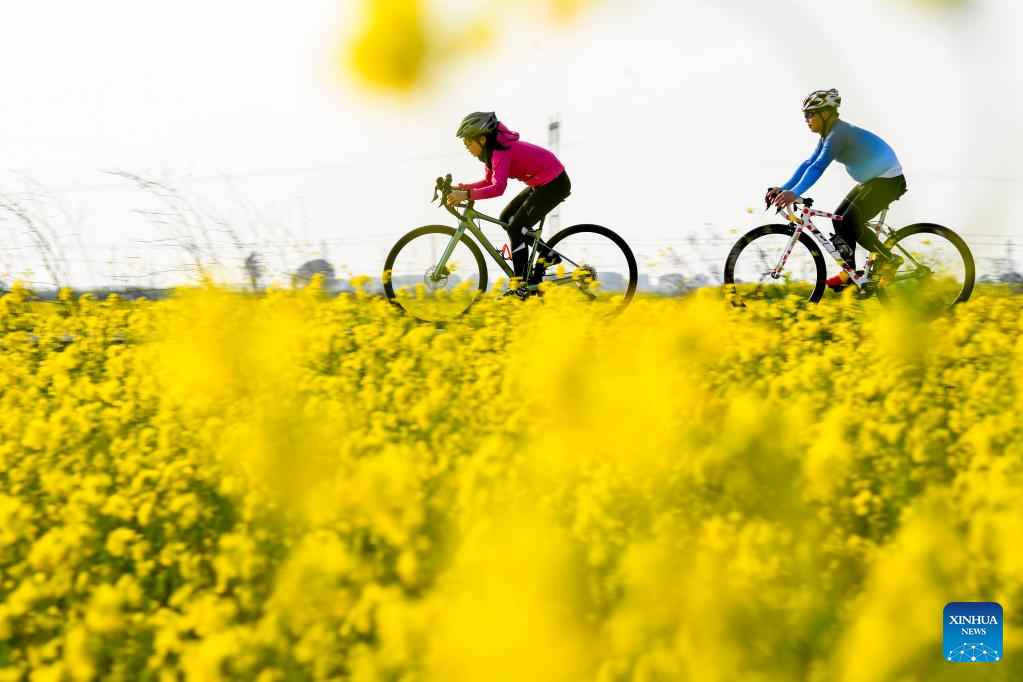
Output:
[944, 602, 1003, 662]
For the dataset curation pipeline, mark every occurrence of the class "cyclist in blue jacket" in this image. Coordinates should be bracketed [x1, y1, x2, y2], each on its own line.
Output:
[767, 89, 906, 289]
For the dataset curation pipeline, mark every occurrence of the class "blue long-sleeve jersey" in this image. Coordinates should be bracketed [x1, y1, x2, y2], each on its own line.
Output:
[781, 119, 902, 197]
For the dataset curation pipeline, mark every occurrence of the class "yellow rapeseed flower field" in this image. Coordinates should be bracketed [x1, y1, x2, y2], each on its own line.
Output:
[1, 281, 1021, 680]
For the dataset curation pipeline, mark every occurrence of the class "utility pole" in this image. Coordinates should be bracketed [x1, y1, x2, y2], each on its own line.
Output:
[548, 114, 561, 235]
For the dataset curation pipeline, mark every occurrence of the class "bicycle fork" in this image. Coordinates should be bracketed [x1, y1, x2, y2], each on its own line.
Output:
[771, 222, 804, 280]
[430, 221, 470, 279]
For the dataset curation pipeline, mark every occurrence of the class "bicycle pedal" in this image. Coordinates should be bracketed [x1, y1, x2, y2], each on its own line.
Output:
[855, 284, 877, 298]
[497, 287, 531, 301]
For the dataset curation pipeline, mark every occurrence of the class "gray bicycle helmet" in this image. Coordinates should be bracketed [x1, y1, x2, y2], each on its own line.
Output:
[456, 111, 498, 138]
[802, 88, 841, 113]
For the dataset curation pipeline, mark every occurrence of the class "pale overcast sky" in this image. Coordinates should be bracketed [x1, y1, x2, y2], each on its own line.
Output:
[1, 0, 1020, 288]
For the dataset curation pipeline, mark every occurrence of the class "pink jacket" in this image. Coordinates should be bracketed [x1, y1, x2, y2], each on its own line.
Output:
[458, 123, 565, 200]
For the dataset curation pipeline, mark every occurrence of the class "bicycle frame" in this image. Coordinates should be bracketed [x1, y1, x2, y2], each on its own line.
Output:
[436, 202, 514, 275]
[773, 203, 911, 290]
[434, 200, 582, 291]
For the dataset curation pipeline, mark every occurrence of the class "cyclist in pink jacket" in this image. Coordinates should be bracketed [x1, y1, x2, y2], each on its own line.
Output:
[447, 111, 571, 285]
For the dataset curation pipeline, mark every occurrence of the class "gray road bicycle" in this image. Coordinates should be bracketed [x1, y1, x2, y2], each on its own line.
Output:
[383, 175, 638, 322]
[723, 195, 975, 314]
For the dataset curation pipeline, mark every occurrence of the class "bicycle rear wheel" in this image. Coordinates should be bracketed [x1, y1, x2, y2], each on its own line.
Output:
[874, 223, 974, 314]
[723, 225, 827, 307]
[383, 225, 488, 323]
[542, 223, 638, 317]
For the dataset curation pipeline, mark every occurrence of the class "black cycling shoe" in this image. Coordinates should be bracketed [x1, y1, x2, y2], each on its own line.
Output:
[497, 283, 532, 300]
[528, 253, 562, 284]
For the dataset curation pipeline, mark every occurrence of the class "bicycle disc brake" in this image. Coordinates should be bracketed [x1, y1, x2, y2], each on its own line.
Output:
[424, 266, 450, 290]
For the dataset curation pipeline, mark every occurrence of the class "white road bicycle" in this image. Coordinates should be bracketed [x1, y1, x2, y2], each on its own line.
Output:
[723, 195, 975, 314]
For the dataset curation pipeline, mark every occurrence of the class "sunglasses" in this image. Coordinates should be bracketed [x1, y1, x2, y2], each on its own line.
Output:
[803, 110, 819, 121]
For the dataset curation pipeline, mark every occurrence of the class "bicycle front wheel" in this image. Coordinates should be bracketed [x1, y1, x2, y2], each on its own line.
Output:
[723, 224, 827, 307]
[543, 223, 638, 317]
[383, 225, 488, 323]
[875, 223, 975, 314]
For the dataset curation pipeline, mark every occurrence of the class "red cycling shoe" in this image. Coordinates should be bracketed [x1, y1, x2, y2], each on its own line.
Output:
[826, 270, 864, 291]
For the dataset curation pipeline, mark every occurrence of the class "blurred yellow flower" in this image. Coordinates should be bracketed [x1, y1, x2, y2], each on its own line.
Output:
[0, 283, 1019, 679]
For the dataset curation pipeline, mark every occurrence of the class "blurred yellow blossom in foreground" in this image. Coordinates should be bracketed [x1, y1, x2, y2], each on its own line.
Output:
[347, 0, 592, 90]
[0, 281, 1021, 679]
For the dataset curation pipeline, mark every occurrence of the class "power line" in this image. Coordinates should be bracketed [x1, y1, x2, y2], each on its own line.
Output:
[33, 152, 466, 194]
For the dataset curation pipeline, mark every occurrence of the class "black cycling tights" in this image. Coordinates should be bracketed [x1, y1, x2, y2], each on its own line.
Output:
[499, 171, 572, 279]
[832, 175, 908, 269]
